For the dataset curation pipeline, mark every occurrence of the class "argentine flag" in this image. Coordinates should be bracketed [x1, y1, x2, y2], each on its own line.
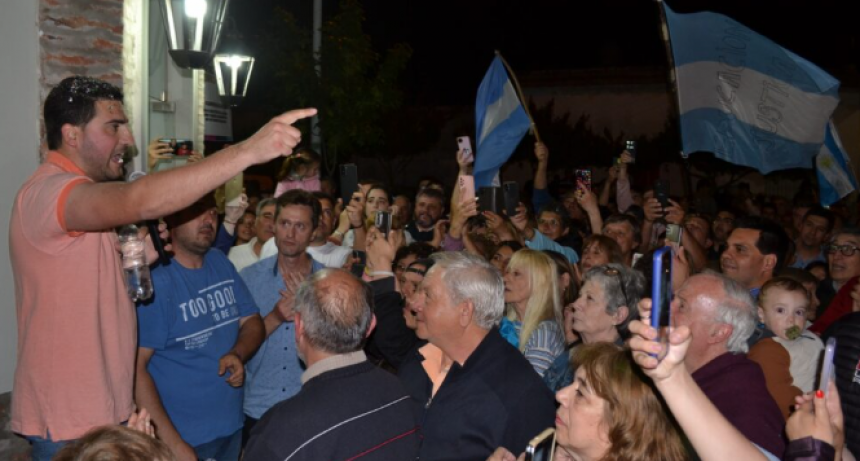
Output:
[664, 3, 840, 174]
[816, 122, 857, 206]
[474, 56, 531, 188]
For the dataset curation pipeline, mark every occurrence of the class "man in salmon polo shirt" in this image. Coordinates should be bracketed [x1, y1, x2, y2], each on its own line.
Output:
[8, 75, 315, 461]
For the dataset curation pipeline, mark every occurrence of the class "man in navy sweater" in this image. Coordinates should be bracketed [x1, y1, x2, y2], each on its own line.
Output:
[399, 252, 556, 461]
[243, 269, 418, 461]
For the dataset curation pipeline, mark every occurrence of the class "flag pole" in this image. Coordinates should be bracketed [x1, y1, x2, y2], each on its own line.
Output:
[495, 50, 542, 144]
[655, 0, 693, 201]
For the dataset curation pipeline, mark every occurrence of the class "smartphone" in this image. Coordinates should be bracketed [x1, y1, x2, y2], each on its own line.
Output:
[339, 164, 359, 207]
[175, 139, 193, 156]
[524, 428, 556, 461]
[350, 250, 367, 278]
[654, 180, 670, 210]
[459, 175, 476, 203]
[651, 246, 673, 360]
[818, 337, 837, 395]
[457, 136, 474, 163]
[503, 181, 520, 217]
[575, 169, 592, 192]
[625, 140, 637, 163]
[478, 186, 502, 214]
[666, 223, 683, 244]
[158, 138, 193, 155]
[225, 172, 243, 205]
[374, 210, 392, 239]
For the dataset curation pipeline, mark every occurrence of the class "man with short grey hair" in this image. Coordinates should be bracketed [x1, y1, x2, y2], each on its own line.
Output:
[398, 252, 555, 461]
[228, 198, 277, 272]
[243, 269, 418, 461]
[670, 271, 784, 457]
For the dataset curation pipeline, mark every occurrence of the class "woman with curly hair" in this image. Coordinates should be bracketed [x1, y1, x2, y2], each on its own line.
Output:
[489, 343, 687, 461]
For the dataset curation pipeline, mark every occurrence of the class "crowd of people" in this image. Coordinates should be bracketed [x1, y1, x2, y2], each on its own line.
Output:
[8, 75, 860, 461]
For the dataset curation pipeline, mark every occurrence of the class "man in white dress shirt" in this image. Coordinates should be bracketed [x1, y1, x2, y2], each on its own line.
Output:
[229, 198, 277, 272]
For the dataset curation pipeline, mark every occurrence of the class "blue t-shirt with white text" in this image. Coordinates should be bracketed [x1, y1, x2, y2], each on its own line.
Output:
[137, 250, 258, 447]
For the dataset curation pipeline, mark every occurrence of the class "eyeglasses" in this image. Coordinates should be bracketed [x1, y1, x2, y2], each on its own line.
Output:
[827, 243, 860, 257]
[603, 267, 629, 308]
[404, 267, 427, 277]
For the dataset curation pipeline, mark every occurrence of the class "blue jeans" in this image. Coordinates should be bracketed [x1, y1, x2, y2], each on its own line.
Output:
[26, 433, 74, 461]
[195, 429, 242, 461]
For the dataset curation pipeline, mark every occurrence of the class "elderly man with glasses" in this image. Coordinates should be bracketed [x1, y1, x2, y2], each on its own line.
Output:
[810, 228, 860, 333]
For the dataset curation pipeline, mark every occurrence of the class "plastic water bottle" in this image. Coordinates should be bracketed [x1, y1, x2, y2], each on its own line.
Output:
[119, 224, 153, 301]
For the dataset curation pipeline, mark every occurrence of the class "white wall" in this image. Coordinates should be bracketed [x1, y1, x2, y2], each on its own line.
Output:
[147, 1, 200, 161]
[0, 1, 40, 393]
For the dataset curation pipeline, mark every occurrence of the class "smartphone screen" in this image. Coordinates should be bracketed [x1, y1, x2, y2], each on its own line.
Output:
[374, 211, 392, 239]
[666, 224, 683, 244]
[175, 139, 193, 156]
[524, 428, 556, 461]
[339, 164, 359, 207]
[457, 136, 474, 163]
[503, 181, 519, 217]
[575, 169, 592, 192]
[651, 247, 673, 360]
[818, 337, 837, 394]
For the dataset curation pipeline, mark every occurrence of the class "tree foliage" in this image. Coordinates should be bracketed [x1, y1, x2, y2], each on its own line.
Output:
[255, 0, 412, 173]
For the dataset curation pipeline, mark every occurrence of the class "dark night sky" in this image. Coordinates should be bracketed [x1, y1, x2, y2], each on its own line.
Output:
[233, 0, 859, 109]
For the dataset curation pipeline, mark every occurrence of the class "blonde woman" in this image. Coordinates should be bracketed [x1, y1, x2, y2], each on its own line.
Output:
[501, 249, 566, 377]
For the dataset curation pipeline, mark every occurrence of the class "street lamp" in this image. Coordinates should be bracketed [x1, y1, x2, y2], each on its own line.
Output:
[213, 53, 255, 107]
[212, 22, 254, 107]
[159, 0, 230, 69]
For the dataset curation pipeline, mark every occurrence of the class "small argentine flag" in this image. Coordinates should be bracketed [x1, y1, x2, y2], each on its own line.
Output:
[473, 56, 531, 188]
[816, 121, 857, 207]
[663, 3, 840, 174]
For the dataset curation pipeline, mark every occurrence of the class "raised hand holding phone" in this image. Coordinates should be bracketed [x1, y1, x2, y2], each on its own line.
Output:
[459, 175, 476, 202]
[575, 169, 592, 192]
[818, 338, 837, 395]
[650, 247, 673, 361]
[457, 136, 474, 164]
[624, 140, 637, 163]
[339, 164, 359, 208]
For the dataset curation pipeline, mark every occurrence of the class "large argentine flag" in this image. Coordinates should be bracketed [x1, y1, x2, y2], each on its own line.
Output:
[474, 56, 531, 188]
[664, 4, 840, 174]
[816, 122, 857, 206]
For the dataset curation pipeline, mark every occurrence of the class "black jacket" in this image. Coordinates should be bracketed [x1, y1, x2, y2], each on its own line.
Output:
[398, 328, 556, 461]
[822, 312, 860, 456]
[364, 276, 419, 371]
[244, 360, 419, 461]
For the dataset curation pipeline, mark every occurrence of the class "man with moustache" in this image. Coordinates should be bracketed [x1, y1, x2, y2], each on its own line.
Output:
[405, 188, 445, 243]
[135, 194, 265, 461]
[720, 216, 789, 299]
[239, 189, 326, 443]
